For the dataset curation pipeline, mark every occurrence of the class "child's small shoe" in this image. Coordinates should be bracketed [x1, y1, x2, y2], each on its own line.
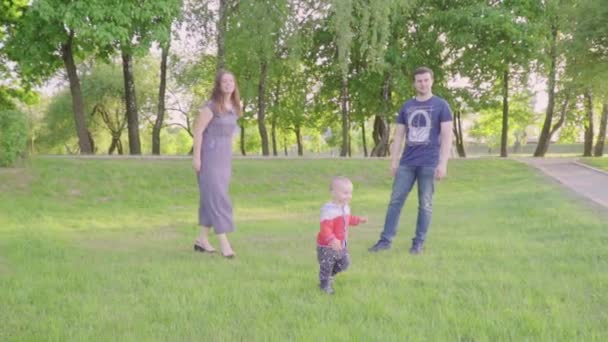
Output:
[319, 279, 335, 295]
[320, 285, 334, 295]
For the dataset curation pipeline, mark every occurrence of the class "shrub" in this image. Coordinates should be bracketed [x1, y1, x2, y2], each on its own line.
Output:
[0, 110, 28, 167]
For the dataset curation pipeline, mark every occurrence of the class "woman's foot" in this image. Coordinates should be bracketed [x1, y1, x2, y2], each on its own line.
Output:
[217, 234, 235, 259]
[222, 252, 235, 259]
[194, 227, 216, 253]
[194, 240, 216, 253]
[220, 245, 235, 258]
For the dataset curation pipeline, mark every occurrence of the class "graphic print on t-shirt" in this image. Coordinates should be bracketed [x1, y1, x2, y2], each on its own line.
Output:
[407, 106, 432, 145]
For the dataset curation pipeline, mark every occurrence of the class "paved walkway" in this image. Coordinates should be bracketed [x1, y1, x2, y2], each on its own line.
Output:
[516, 157, 608, 209]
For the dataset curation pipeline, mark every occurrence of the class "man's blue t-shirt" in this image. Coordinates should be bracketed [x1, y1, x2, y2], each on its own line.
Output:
[396, 95, 453, 167]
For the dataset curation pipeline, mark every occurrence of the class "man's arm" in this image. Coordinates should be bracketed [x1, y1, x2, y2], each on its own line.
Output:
[390, 124, 406, 177]
[436, 121, 453, 180]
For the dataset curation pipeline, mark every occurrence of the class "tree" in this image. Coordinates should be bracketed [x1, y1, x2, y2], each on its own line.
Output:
[440, 0, 542, 157]
[152, 39, 170, 155]
[534, 1, 562, 157]
[92, 0, 182, 154]
[583, 90, 595, 157]
[595, 103, 607, 156]
[38, 59, 159, 154]
[556, 0, 608, 156]
[575, 0, 608, 156]
[327, 0, 394, 157]
[169, 54, 217, 152]
[224, 0, 292, 156]
[0, 0, 29, 111]
[5, 0, 100, 153]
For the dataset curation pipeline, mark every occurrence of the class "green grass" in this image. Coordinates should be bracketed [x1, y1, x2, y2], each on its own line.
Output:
[1, 157, 607, 341]
[581, 156, 608, 171]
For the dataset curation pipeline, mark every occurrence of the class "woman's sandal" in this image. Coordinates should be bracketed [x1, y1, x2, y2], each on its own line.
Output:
[193, 244, 216, 254]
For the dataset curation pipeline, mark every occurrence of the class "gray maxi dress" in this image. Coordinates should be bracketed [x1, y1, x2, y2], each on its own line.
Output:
[198, 102, 238, 234]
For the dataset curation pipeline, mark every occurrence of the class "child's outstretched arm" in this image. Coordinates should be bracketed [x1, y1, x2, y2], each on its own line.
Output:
[349, 215, 368, 226]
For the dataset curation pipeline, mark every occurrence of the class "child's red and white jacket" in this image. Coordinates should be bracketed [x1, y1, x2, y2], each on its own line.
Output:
[316, 202, 363, 247]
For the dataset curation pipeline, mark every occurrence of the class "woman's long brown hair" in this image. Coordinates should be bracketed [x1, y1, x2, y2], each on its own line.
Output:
[210, 69, 242, 116]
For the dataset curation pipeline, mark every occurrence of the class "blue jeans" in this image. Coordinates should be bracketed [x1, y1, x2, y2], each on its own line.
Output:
[379, 165, 435, 245]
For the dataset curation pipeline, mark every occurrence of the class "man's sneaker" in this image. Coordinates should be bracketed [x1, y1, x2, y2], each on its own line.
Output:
[368, 241, 391, 252]
[409, 242, 423, 255]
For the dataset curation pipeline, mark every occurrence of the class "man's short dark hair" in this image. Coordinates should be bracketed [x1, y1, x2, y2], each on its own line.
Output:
[413, 67, 434, 81]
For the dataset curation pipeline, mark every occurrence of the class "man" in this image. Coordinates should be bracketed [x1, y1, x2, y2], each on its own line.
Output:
[369, 67, 453, 255]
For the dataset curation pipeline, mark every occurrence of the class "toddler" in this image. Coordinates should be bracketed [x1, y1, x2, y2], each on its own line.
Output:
[316, 176, 367, 294]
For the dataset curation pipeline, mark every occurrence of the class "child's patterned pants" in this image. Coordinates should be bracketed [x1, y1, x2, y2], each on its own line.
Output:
[317, 246, 350, 285]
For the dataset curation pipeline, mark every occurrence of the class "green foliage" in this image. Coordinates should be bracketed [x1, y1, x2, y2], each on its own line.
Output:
[4, 0, 606, 157]
[235, 124, 262, 154]
[566, 0, 608, 96]
[160, 128, 192, 155]
[225, 0, 290, 102]
[268, 62, 314, 134]
[4, 0, 78, 83]
[1, 0, 37, 112]
[0, 110, 28, 166]
[330, 0, 393, 76]
[574, 0, 608, 62]
[36, 90, 78, 153]
[557, 103, 586, 144]
[469, 94, 536, 148]
[36, 58, 162, 154]
[0, 85, 39, 112]
[0, 0, 28, 50]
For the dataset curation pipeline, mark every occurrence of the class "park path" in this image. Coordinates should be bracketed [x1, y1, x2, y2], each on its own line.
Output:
[516, 157, 608, 209]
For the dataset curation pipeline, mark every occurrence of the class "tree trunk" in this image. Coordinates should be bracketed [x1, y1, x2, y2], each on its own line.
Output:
[61, 30, 93, 154]
[270, 80, 280, 157]
[239, 119, 246, 156]
[453, 109, 466, 157]
[534, 21, 558, 157]
[152, 40, 170, 155]
[361, 119, 368, 157]
[371, 73, 391, 157]
[340, 76, 349, 157]
[348, 129, 352, 157]
[283, 135, 288, 156]
[87, 130, 95, 154]
[92, 105, 125, 156]
[594, 103, 607, 157]
[371, 116, 390, 156]
[109, 135, 123, 155]
[121, 50, 141, 155]
[271, 117, 278, 156]
[500, 70, 509, 158]
[583, 90, 594, 157]
[549, 93, 570, 138]
[295, 125, 303, 156]
[216, 0, 228, 71]
[257, 61, 270, 156]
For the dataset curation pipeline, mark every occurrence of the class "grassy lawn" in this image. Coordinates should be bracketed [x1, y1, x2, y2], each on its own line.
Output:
[1, 157, 607, 341]
[581, 157, 608, 171]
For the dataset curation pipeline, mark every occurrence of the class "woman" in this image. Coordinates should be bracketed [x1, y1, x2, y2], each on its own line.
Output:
[192, 69, 241, 258]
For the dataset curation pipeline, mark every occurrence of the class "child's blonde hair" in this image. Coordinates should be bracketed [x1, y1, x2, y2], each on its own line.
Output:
[330, 176, 352, 191]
